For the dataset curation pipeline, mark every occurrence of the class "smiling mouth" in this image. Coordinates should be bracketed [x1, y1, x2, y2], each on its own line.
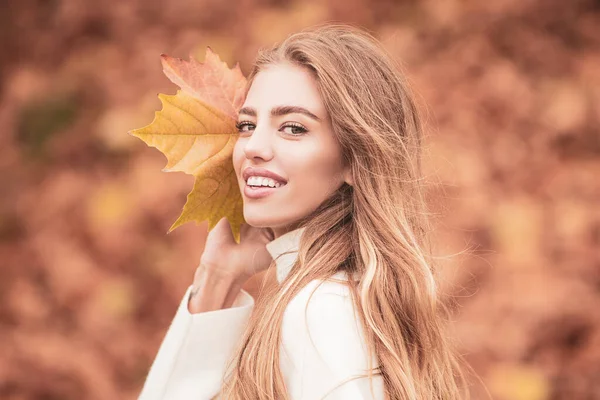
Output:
[245, 180, 288, 190]
[247, 185, 285, 189]
[244, 176, 287, 189]
[243, 181, 287, 199]
[246, 182, 286, 189]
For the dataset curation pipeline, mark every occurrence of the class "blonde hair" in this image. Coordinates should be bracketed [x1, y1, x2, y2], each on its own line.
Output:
[217, 23, 471, 399]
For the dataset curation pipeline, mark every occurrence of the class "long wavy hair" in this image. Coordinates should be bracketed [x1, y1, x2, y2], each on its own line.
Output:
[216, 23, 471, 400]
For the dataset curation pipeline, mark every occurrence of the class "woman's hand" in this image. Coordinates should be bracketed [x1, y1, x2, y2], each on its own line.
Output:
[187, 218, 275, 313]
[198, 217, 275, 285]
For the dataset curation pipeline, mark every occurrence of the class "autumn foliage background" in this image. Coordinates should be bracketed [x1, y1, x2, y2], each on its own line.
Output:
[1, 1, 598, 399]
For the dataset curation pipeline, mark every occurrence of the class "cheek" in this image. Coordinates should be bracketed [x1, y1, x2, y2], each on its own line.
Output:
[285, 146, 345, 199]
[232, 140, 244, 175]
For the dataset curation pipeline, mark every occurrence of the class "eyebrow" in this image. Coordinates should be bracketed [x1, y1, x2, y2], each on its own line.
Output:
[238, 105, 321, 122]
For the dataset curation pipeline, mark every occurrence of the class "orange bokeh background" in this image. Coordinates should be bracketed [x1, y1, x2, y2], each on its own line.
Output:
[1, 1, 598, 399]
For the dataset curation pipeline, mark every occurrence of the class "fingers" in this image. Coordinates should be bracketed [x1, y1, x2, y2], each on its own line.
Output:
[213, 217, 234, 241]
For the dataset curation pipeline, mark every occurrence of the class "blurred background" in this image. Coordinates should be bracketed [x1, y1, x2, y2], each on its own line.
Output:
[1, 0, 598, 399]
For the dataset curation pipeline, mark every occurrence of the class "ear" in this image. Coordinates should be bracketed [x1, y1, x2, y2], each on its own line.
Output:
[343, 166, 353, 186]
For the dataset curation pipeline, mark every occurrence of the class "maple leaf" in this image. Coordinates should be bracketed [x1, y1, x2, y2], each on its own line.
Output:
[129, 48, 247, 243]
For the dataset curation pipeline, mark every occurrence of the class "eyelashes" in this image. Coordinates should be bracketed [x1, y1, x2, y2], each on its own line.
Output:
[235, 121, 254, 133]
[282, 122, 308, 135]
[235, 121, 308, 136]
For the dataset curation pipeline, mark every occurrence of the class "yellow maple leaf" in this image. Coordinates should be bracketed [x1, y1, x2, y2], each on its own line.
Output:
[129, 48, 247, 243]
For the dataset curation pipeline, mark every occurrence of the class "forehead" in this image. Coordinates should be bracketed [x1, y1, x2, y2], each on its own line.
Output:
[244, 63, 327, 117]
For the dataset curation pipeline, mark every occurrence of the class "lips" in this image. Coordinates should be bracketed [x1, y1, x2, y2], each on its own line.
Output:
[243, 183, 284, 199]
[242, 166, 288, 185]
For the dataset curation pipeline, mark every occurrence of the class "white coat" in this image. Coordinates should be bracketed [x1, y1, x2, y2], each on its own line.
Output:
[138, 226, 385, 399]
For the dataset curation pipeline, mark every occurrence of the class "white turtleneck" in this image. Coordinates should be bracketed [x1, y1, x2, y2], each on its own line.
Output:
[138, 226, 383, 400]
[266, 226, 306, 284]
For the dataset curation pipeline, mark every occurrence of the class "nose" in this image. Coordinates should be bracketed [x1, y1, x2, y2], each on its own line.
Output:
[242, 124, 274, 161]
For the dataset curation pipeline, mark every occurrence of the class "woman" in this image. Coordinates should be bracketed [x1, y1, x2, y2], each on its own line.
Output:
[139, 24, 470, 400]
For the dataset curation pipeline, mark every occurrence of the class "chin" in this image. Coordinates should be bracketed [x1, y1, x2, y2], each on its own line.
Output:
[243, 208, 298, 230]
[242, 210, 278, 228]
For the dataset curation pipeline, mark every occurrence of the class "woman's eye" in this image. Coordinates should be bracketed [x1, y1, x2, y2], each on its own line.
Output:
[236, 121, 255, 133]
[235, 121, 307, 136]
[280, 123, 308, 136]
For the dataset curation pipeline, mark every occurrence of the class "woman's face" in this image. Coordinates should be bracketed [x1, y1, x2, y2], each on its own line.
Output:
[232, 62, 352, 239]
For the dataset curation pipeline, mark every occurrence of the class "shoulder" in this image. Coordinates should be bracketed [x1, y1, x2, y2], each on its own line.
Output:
[279, 272, 382, 398]
[281, 271, 370, 365]
[284, 271, 356, 325]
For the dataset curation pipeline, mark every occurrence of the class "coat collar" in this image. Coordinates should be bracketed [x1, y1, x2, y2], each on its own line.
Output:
[265, 226, 359, 283]
[265, 226, 307, 284]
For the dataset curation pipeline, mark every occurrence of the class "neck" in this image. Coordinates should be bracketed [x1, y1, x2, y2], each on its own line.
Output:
[271, 221, 304, 240]
[265, 225, 307, 284]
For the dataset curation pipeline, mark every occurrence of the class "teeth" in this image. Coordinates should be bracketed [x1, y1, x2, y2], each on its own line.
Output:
[247, 176, 284, 188]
